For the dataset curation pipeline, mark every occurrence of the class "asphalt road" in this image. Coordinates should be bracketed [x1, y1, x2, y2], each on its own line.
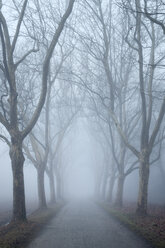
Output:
[27, 201, 152, 248]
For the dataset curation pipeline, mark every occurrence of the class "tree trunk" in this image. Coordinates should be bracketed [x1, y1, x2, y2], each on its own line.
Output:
[56, 172, 62, 200]
[94, 174, 102, 199]
[61, 178, 64, 200]
[136, 155, 149, 215]
[48, 172, 56, 203]
[107, 174, 115, 203]
[101, 175, 108, 200]
[37, 167, 47, 209]
[10, 140, 27, 222]
[159, 164, 165, 189]
[100, 165, 109, 200]
[114, 174, 125, 207]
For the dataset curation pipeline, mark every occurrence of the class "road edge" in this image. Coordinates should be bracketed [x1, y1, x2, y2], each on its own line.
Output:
[0, 202, 64, 248]
[97, 202, 156, 248]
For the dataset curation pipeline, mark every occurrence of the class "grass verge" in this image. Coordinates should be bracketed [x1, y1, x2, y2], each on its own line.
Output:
[0, 203, 63, 248]
[99, 202, 165, 248]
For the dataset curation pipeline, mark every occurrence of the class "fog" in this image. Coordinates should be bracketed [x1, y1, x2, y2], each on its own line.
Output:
[63, 127, 95, 199]
[0, 117, 165, 214]
[0, 0, 165, 229]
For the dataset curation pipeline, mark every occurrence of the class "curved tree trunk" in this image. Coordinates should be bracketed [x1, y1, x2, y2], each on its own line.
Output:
[114, 174, 125, 207]
[37, 167, 47, 209]
[10, 140, 27, 222]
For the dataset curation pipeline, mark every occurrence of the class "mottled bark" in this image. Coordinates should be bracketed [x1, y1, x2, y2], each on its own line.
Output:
[114, 175, 125, 207]
[107, 174, 115, 203]
[10, 138, 26, 222]
[37, 167, 47, 209]
[136, 153, 149, 215]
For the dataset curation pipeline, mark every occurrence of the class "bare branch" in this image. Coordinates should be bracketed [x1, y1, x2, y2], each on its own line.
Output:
[0, 134, 10, 147]
[144, 0, 165, 35]
[22, 0, 75, 139]
[125, 160, 139, 176]
[0, 112, 10, 131]
[14, 47, 39, 69]
[149, 97, 165, 153]
[11, 0, 28, 53]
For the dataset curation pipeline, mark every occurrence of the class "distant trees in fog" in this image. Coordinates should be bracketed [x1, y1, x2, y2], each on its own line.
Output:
[71, 0, 165, 215]
[0, 0, 165, 224]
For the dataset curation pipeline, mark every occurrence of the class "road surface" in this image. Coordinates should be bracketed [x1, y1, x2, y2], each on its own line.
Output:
[27, 201, 152, 248]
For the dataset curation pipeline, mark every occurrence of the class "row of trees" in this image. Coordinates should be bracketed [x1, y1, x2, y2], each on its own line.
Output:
[0, 0, 165, 225]
[70, 0, 165, 215]
[0, 0, 76, 223]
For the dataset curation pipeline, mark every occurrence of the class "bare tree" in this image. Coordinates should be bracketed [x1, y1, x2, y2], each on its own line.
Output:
[144, 0, 165, 34]
[71, 0, 165, 214]
[0, 0, 75, 222]
[71, 0, 140, 207]
[113, 0, 165, 214]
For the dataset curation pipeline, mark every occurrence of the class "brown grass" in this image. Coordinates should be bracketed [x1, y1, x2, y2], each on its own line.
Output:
[0, 203, 63, 248]
[100, 202, 165, 248]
